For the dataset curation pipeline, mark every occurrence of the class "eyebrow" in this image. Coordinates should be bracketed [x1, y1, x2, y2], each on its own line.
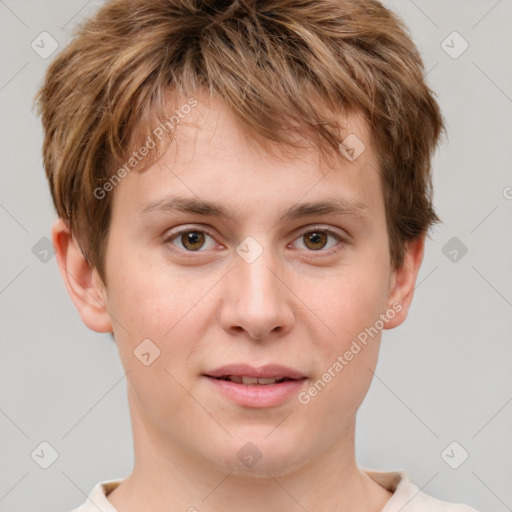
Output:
[139, 195, 370, 222]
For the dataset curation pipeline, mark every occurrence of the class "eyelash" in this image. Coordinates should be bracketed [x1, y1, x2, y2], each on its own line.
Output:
[162, 225, 348, 257]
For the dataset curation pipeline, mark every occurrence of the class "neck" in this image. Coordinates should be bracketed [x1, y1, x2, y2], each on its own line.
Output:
[107, 389, 392, 512]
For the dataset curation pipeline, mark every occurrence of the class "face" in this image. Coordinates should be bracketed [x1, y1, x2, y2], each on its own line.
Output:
[65, 91, 418, 477]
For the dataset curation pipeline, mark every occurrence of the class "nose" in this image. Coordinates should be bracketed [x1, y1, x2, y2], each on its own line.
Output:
[219, 244, 294, 341]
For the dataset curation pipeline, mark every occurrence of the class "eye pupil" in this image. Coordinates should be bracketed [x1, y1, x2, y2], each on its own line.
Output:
[182, 231, 205, 251]
[304, 231, 327, 250]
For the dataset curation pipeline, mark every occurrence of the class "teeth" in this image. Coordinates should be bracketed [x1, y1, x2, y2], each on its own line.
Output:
[254, 377, 278, 385]
[225, 376, 280, 385]
[241, 376, 259, 385]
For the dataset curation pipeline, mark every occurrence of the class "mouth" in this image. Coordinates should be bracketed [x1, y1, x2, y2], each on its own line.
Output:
[204, 363, 306, 382]
[210, 375, 299, 385]
[203, 364, 307, 408]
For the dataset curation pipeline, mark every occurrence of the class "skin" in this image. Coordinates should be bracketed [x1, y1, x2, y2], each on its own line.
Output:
[52, 91, 425, 512]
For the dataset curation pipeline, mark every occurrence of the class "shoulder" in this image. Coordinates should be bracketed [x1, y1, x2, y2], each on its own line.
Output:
[69, 479, 122, 512]
[364, 469, 480, 512]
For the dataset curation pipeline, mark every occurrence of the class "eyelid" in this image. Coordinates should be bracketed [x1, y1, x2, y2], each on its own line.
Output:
[294, 224, 347, 240]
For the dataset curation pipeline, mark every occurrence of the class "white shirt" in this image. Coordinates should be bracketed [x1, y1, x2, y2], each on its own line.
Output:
[70, 470, 479, 512]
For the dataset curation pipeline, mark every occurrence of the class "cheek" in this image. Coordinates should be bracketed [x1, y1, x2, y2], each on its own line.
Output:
[298, 294, 383, 428]
[295, 258, 389, 409]
[306, 261, 390, 351]
[106, 264, 205, 431]
[105, 249, 220, 389]
[106, 245, 193, 335]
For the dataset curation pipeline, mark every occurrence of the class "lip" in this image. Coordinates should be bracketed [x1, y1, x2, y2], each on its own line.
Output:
[203, 364, 307, 408]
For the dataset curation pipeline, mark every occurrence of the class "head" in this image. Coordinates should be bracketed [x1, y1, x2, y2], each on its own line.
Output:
[36, 0, 444, 476]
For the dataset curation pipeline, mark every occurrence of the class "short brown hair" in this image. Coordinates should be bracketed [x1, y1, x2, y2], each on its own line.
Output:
[35, 0, 445, 283]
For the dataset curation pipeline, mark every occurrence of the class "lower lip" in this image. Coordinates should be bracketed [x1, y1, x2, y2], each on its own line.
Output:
[204, 376, 307, 408]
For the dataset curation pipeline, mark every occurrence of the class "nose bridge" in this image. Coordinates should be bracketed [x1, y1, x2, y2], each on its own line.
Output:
[221, 237, 293, 339]
[236, 240, 282, 310]
[239, 251, 277, 304]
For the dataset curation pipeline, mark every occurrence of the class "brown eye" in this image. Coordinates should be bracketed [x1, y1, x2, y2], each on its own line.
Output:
[303, 231, 328, 250]
[164, 227, 219, 254]
[291, 228, 345, 255]
[180, 231, 206, 251]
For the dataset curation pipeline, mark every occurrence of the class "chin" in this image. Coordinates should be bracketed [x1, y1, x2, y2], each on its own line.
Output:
[205, 429, 314, 478]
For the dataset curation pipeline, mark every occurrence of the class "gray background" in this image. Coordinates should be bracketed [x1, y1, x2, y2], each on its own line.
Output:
[1, 0, 511, 510]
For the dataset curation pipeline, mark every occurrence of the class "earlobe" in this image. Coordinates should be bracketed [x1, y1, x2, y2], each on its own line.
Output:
[51, 218, 113, 333]
[383, 234, 426, 330]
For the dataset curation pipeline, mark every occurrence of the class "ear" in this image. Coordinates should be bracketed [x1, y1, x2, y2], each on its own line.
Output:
[383, 233, 425, 330]
[51, 218, 113, 333]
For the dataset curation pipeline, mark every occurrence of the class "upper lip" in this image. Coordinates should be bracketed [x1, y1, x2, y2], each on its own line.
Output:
[204, 364, 305, 380]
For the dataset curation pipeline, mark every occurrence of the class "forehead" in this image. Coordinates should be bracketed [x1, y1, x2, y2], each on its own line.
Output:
[112, 91, 384, 226]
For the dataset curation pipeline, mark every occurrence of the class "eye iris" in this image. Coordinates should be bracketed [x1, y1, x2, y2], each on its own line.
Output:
[182, 231, 205, 251]
[304, 231, 327, 250]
